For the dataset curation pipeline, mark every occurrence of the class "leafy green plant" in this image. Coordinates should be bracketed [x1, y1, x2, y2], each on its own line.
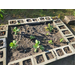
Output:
[46, 33, 49, 35]
[33, 40, 44, 52]
[13, 27, 20, 35]
[0, 9, 4, 19]
[48, 40, 53, 44]
[30, 35, 35, 39]
[45, 23, 54, 32]
[9, 40, 18, 49]
[60, 38, 63, 42]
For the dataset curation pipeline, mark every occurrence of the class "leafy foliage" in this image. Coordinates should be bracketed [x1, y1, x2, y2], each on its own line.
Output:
[60, 38, 63, 42]
[48, 40, 53, 44]
[0, 9, 4, 19]
[30, 35, 35, 39]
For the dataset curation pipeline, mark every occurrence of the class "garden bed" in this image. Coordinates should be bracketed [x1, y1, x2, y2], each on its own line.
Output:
[7, 21, 68, 63]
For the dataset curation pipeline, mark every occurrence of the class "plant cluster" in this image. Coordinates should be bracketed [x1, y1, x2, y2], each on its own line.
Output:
[33, 40, 44, 52]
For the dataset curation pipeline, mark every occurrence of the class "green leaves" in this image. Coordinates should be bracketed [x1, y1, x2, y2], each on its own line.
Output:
[60, 38, 63, 42]
[48, 40, 53, 44]
[0, 13, 4, 19]
[13, 27, 20, 35]
[33, 40, 44, 52]
[30, 35, 36, 39]
[9, 40, 18, 49]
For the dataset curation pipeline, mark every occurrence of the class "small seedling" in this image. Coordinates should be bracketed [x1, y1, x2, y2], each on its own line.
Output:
[48, 40, 53, 44]
[9, 40, 18, 49]
[45, 23, 54, 32]
[33, 40, 44, 52]
[30, 35, 36, 39]
[46, 33, 49, 35]
[13, 27, 20, 35]
[60, 38, 63, 42]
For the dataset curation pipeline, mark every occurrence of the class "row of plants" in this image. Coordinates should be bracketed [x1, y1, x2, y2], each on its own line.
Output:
[9, 23, 64, 52]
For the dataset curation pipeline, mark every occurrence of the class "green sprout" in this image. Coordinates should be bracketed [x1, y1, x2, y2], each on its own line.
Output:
[48, 40, 53, 44]
[30, 35, 36, 39]
[33, 40, 44, 52]
[45, 23, 54, 32]
[60, 38, 63, 42]
[46, 33, 49, 35]
[13, 27, 20, 35]
[9, 40, 18, 49]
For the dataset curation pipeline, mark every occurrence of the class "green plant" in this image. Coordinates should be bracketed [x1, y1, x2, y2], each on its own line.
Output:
[73, 11, 75, 16]
[30, 35, 35, 39]
[9, 40, 18, 49]
[45, 23, 54, 32]
[46, 33, 49, 35]
[0, 9, 4, 19]
[60, 38, 63, 42]
[33, 40, 44, 52]
[48, 40, 53, 44]
[13, 27, 20, 35]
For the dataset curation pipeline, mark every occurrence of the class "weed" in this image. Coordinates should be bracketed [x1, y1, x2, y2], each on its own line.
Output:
[48, 40, 53, 44]
[60, 38, 63, 42]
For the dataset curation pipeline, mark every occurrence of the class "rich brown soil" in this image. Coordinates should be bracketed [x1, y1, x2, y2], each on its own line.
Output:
[72, 44, 75, 49]
[68, 37, 75, 42]
[0, 62, 3, 65]
[0, 51, 3, 58]
[0, 40, 3, 46]
[7, 22, 67, 63]
[56, 49, 64, 56]
[59, 25, 66, 29]
[0, 31, 6, 36]
[35, 55, 44, 64]
[62, 30, 70, 34]
[0, 26, 8, 30]
[46, 52, 54, 60]
[10, 21, 16, 24]
[11, 62, 19, 65]
[64, 47, 72, 53]
[23, 59, 32, 65]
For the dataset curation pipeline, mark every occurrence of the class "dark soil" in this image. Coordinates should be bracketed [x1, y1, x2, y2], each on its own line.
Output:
[7, 22, 67, 63]
[56, 49, 64, 56]
[33, 19, 38, 21]
[55, 20, 62, 23]
[0, 25, 8, 30]
[26, 19, 32, 22]
[64, 47, 72, 53]
[72, 44, 75, 49]
[11, 62, 19, 65]
[40, 18, 45, 20]
[0, 62, 3, 65]
[0, 51, 3, 58]
[35, 55, 44, 64]
[46, 52, 54, 60]
[23, 59, 32, 65]
[68, 37, 75, 42]
[45, 17, 50, 20]
[0, 31, 6, 36]
[0, 40, 3, 46]
[62, 30, 70, 34]
[17, 20, 24, 23]
[10, 21, 16, 24]
[59, 25, 66, 29]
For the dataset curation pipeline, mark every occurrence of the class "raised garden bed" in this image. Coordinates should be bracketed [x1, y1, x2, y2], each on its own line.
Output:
[7, 21, 68, 64]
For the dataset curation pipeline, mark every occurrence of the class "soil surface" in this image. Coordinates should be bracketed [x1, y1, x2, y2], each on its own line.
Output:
[0, 25, 8, 30]
[55, 20, 62, 23]
[10, 21, 16, 24]
[0, 31, 6, 36]
[68, 37, 75, 42]
[45, 17, 50, 20]
[26, 19, 32, 22]
[33, 19, 38, 22]
[62, 30, 70, 34]
[35, 55, 44, 64]
[64, 47, 72, 53]
[7, 22, 67, 63]
[56, 49, 64, 56]
[59, 25, 66, 29]
[40, 18, 45, 20]
[17, 20, 24, 23]
[0, 51, 3, 58]
[0, 40, 3, 46]
[23, 59, 32, 65]
[46, 52, 54, 60]
[72, 44, 75, 49]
